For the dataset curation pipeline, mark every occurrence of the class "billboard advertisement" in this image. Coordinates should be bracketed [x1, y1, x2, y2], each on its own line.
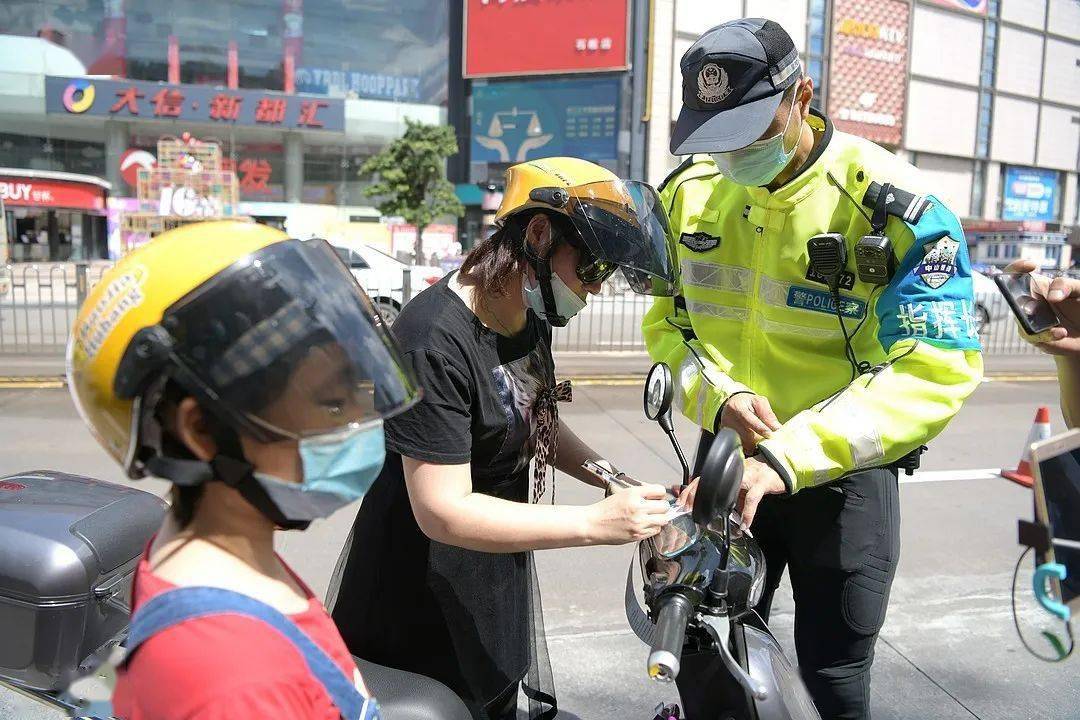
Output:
[464, 0, 629, 78]
[926, 0, 988, 15]
[828, 0, 911, 147]
[471, 78, 620, 164]
[1002, 167, 1059, 222]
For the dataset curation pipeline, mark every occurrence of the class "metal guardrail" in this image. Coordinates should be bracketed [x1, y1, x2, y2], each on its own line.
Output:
[0, 262, 1048, 356]
[0, 262, 415, 356]
[0, 263, 110, 354]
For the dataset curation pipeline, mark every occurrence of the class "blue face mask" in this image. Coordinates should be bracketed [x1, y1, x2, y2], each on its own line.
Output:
[710, 93, 800, 187]
[251, 421, 386, 524]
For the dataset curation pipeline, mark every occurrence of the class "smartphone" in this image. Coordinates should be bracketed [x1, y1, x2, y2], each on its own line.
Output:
[994, 272, 1060, 335]
[1032, 429, 1080, 619]
[581, 459, 637, 489]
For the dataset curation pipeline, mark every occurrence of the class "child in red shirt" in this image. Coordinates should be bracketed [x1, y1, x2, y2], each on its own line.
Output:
[67, 224, 421, 719]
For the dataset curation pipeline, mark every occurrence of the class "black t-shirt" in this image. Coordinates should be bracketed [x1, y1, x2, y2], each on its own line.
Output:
[330, 274, 554, 711]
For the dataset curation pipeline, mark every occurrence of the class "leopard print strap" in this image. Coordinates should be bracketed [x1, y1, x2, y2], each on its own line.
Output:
[532, 379, 572, 504]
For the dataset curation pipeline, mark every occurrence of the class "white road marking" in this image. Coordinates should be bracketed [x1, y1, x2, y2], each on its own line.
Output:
[902, 468, 1004, 484]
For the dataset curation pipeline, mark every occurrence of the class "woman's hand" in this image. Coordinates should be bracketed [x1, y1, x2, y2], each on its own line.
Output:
[585, 484, 670, 545]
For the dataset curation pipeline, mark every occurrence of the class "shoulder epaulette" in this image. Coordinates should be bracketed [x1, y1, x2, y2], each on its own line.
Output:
[657, 154, 713, 193]
[861, 181, 933, 225]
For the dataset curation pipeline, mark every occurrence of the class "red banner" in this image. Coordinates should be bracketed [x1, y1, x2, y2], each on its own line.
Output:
[464, 0, 629, 78]
[827, 0, 910, 147]
[0, 176, 108, 211]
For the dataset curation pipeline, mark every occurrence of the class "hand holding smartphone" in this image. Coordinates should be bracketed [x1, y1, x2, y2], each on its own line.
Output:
[994, 272, 1061, 336]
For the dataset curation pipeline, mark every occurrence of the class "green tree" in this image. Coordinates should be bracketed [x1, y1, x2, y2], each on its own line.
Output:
[361, 119, 464, 262]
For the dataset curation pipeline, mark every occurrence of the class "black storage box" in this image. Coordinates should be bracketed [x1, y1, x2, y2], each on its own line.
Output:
[0, 471, 165, 691]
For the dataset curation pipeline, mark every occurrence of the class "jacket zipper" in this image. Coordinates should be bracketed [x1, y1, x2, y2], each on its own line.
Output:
[746, 223, 766, 389]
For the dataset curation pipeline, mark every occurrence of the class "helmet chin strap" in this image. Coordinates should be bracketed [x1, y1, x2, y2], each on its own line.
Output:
[140, 385, 311, 531]
[524, 238, 570, 327]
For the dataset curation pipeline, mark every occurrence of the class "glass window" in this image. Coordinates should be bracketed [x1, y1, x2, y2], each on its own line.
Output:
[972, 161, 985, 217]
[293, 0, 448, 104]
[0, 133, 106, 176]
[0, 0, 449, 103]
[333, 246, 369, 269]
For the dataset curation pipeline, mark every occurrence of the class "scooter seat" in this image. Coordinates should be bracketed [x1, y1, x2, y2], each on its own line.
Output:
[353, 657, 472, 720]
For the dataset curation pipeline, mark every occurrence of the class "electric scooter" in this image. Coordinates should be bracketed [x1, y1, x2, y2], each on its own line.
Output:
[0, 470, 470, 720]
[630, 363, 822, 720]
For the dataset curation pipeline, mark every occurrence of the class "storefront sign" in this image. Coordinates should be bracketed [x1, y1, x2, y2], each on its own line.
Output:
[0, 176, 107, 211]
[471, 77, 620, 163]
[464, 0, 629, 78]
[926, 0, 988, 15]
[295, 68, 422, 102]
[45, 76, 345, 132]
[1003, 167, 1058, 222]
[828, 0, 910, 146]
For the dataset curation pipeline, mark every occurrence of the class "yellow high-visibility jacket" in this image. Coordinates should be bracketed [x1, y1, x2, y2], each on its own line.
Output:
[643, 112, 983, 492]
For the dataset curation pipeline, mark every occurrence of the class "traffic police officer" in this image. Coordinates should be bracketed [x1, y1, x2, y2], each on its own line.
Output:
[644, 19, 984, 719]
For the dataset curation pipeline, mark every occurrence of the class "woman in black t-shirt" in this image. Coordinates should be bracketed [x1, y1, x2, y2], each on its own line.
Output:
[329, 158, 681, 720]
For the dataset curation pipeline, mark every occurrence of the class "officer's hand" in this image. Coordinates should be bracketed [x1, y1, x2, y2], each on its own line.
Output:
[1004, 260, 1080, 356]
[737, 457, 787, 528]
[720, 393, 782, 453]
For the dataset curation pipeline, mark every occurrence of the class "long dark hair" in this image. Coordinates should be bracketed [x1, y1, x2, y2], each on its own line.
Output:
[458, 210, 578, 298]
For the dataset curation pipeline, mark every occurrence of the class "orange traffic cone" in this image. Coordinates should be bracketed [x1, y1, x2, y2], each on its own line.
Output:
[1001, 407, 1052, 487]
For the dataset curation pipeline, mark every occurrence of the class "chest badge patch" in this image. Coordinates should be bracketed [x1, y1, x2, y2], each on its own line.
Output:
[679, 232, 720, 253]
[915, 236, 960, 289]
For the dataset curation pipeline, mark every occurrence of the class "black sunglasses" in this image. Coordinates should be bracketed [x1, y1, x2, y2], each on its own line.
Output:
[577, 251, 618, 284]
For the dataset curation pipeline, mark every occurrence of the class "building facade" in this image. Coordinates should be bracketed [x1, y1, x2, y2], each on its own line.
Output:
[646, 0, 1080, 269]
[0, 0, 449, 262]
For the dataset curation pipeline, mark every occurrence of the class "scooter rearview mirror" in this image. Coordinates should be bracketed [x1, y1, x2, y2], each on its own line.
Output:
[643, 363, 690, 486]
[644, 363, 674, 427]
[694, 429, 744, 528]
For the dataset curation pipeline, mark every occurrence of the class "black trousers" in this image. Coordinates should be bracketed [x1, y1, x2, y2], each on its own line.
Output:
[695, 431, 901, 720]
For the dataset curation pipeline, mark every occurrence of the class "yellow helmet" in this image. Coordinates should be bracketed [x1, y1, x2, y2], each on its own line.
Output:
[494, 157, 620, 227]
[68, 220, 418, 478]
[493, 157, 679, 300]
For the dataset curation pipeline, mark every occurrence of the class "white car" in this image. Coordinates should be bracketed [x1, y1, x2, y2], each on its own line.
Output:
[334, 244, 444, 324]
[971, 269, 1008, 333]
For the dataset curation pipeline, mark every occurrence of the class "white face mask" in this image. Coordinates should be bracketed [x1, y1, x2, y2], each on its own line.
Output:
[710, 89, 801, 187]
[523, 269, 587, 326]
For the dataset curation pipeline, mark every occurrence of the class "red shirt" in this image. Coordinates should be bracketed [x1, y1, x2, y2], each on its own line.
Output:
[113, 547, 369, 720]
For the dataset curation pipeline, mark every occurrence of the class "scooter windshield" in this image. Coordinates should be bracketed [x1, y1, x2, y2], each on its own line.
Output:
[652, 502, 701, 559]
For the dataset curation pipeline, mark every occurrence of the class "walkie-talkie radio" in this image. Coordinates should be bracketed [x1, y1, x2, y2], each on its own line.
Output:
[806, 233, 848, 290]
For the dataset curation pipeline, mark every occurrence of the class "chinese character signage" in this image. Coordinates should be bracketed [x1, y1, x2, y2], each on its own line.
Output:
[46, 76, 345, 132]
[471, 78, 620, 163]
[464, 0, 629, 78]
[1003, 167, 1058, 222]
[828, 0, 910, 146]
[926, 0, 987, 15]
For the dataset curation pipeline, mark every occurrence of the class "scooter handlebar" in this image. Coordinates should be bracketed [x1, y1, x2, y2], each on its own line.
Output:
[647, 592, 693, 683]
